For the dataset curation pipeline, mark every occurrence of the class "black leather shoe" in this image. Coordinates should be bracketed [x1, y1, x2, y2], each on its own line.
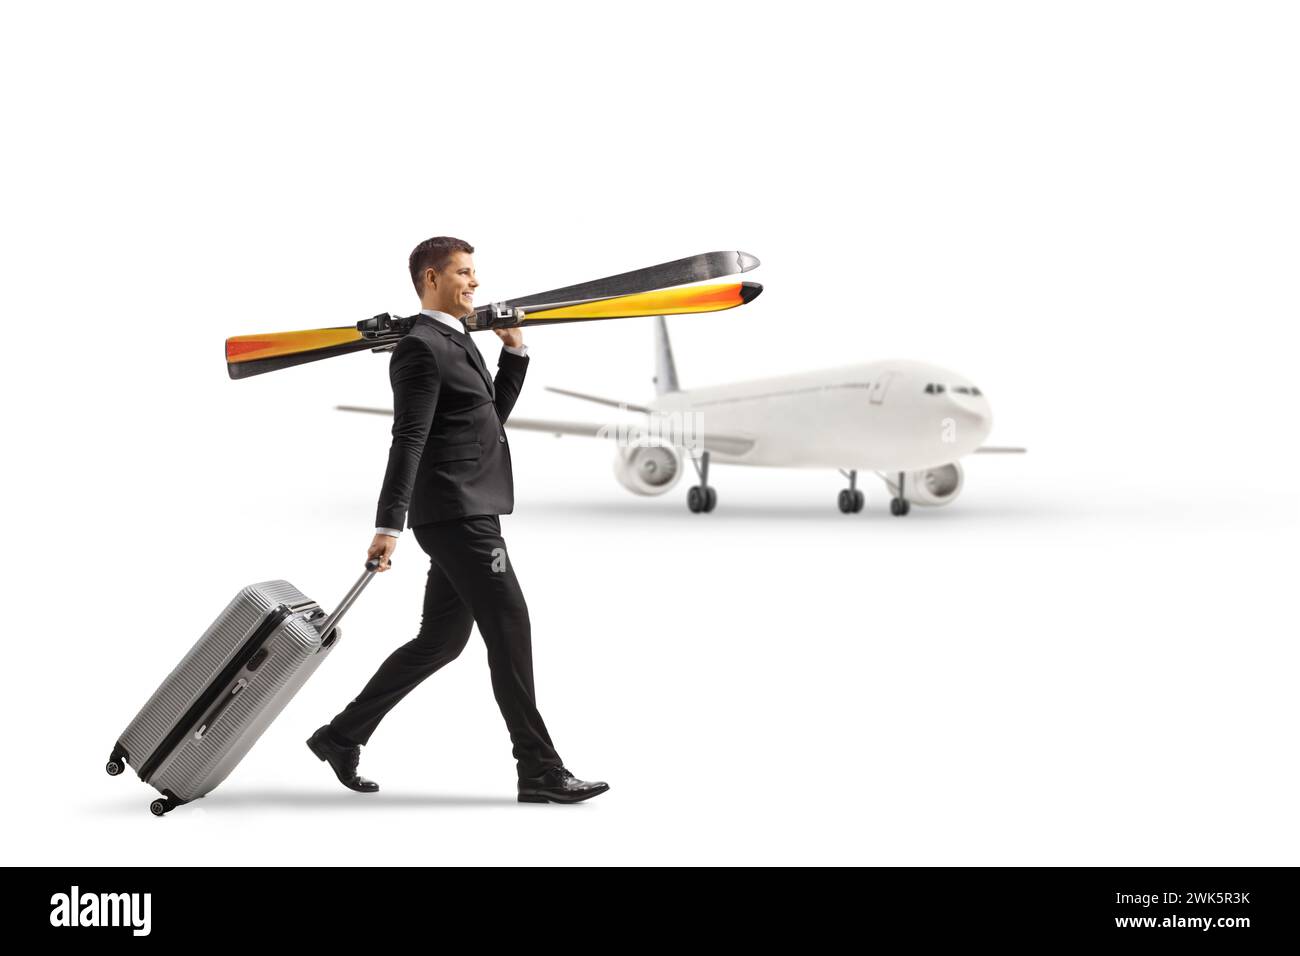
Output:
[306, 725, 379, 793]
[518, 766, 609, 804]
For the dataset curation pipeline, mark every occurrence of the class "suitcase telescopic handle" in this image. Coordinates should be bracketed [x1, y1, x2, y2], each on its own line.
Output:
[317, 558, 382, 645]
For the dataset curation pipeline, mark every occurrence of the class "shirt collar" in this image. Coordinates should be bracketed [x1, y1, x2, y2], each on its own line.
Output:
[419, 309, 466, 333]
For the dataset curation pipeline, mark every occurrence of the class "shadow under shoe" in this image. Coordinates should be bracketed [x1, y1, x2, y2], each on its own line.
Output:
[517, 766, 609, 804]
[306, 725, 379, 793]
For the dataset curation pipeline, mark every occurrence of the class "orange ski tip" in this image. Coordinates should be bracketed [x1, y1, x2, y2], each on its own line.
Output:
[225, 327, 363, 363]
[225, 337, 272, 360]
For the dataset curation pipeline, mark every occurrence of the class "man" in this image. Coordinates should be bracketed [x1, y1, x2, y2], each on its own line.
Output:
[307, 236, 608, 805]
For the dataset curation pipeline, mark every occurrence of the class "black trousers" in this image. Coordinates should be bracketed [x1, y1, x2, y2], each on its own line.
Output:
[329, 515, 563, 779]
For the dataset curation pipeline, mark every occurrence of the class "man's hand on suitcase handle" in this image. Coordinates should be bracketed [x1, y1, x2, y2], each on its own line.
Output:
[368, 533, 397, 572]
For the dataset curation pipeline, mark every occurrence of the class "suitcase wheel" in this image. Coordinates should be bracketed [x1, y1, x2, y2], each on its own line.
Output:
[105, 745, 130, 777]
[149, 798, 174, 817]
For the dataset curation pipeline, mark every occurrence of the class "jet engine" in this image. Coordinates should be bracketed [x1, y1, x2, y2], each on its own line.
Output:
[613, 442, 683, 496]
[884, 462, 964, 506]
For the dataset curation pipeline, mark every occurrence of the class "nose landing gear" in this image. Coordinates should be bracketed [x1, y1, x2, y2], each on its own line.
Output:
[890, 471, 911, 516]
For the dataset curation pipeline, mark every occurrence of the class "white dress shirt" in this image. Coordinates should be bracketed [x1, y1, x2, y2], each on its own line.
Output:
[375, 309, 527, 538]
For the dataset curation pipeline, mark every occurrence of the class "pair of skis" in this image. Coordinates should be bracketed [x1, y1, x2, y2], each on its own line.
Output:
[225, 250, 763, 379]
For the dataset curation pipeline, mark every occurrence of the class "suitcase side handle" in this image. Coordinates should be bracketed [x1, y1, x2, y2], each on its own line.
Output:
[316, 559, 382, 646]
[193, 679, 249, 741]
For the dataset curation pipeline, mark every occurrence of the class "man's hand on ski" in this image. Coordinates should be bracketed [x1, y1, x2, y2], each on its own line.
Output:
[368, 533, 396, 572]
[494, 327, 524, 350]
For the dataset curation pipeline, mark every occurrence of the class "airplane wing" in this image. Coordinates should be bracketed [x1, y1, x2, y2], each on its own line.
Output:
[543, 386, 651, 413]
[501, 417, 609, 438]
[335, 406, 756, 456]
[509, 417, 757, 456]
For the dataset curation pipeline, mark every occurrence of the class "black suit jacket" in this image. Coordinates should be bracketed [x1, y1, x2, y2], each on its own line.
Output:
[375, 315, 529, 529]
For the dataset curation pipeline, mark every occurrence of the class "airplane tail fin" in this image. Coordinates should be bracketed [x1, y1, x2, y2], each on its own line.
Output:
[653, 316, 680, 395]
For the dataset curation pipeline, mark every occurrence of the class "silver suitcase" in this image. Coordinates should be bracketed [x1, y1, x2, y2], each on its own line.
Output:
[107, 562, 377, 816]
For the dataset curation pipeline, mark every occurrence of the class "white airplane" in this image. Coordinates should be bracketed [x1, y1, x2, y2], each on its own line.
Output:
[342, 316, 1024, 514]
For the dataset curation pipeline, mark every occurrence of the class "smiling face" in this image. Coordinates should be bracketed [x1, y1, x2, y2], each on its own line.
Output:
[421, 250, 478, 318]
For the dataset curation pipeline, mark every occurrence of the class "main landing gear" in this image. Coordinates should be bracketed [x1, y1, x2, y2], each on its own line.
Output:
[837, 470, 865, 514]
[890, 471, 911, 517]
[686, 451, 717, 513]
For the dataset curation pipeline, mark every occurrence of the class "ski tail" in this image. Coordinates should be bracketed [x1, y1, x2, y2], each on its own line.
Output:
[653, 316, 680, 395]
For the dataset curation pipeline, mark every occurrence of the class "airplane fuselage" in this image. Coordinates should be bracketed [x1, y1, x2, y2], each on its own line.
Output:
[648, 359, 993, 471]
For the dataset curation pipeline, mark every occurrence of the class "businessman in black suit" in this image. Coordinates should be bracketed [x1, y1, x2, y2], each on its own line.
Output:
[308, 236, 608, 804]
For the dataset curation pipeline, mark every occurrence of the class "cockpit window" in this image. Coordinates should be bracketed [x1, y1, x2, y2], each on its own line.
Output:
[927, 383, 983, 396]
[924, 383, 947, 394]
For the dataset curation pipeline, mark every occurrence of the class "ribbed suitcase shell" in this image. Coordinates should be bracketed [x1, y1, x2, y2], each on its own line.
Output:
[115, 580, 337, 806]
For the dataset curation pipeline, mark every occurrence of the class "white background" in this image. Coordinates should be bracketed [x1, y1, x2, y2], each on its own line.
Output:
[2, 1, 1296, 865]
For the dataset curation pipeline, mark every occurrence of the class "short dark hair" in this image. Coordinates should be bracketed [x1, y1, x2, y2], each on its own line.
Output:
[409, 236, 474, 296]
